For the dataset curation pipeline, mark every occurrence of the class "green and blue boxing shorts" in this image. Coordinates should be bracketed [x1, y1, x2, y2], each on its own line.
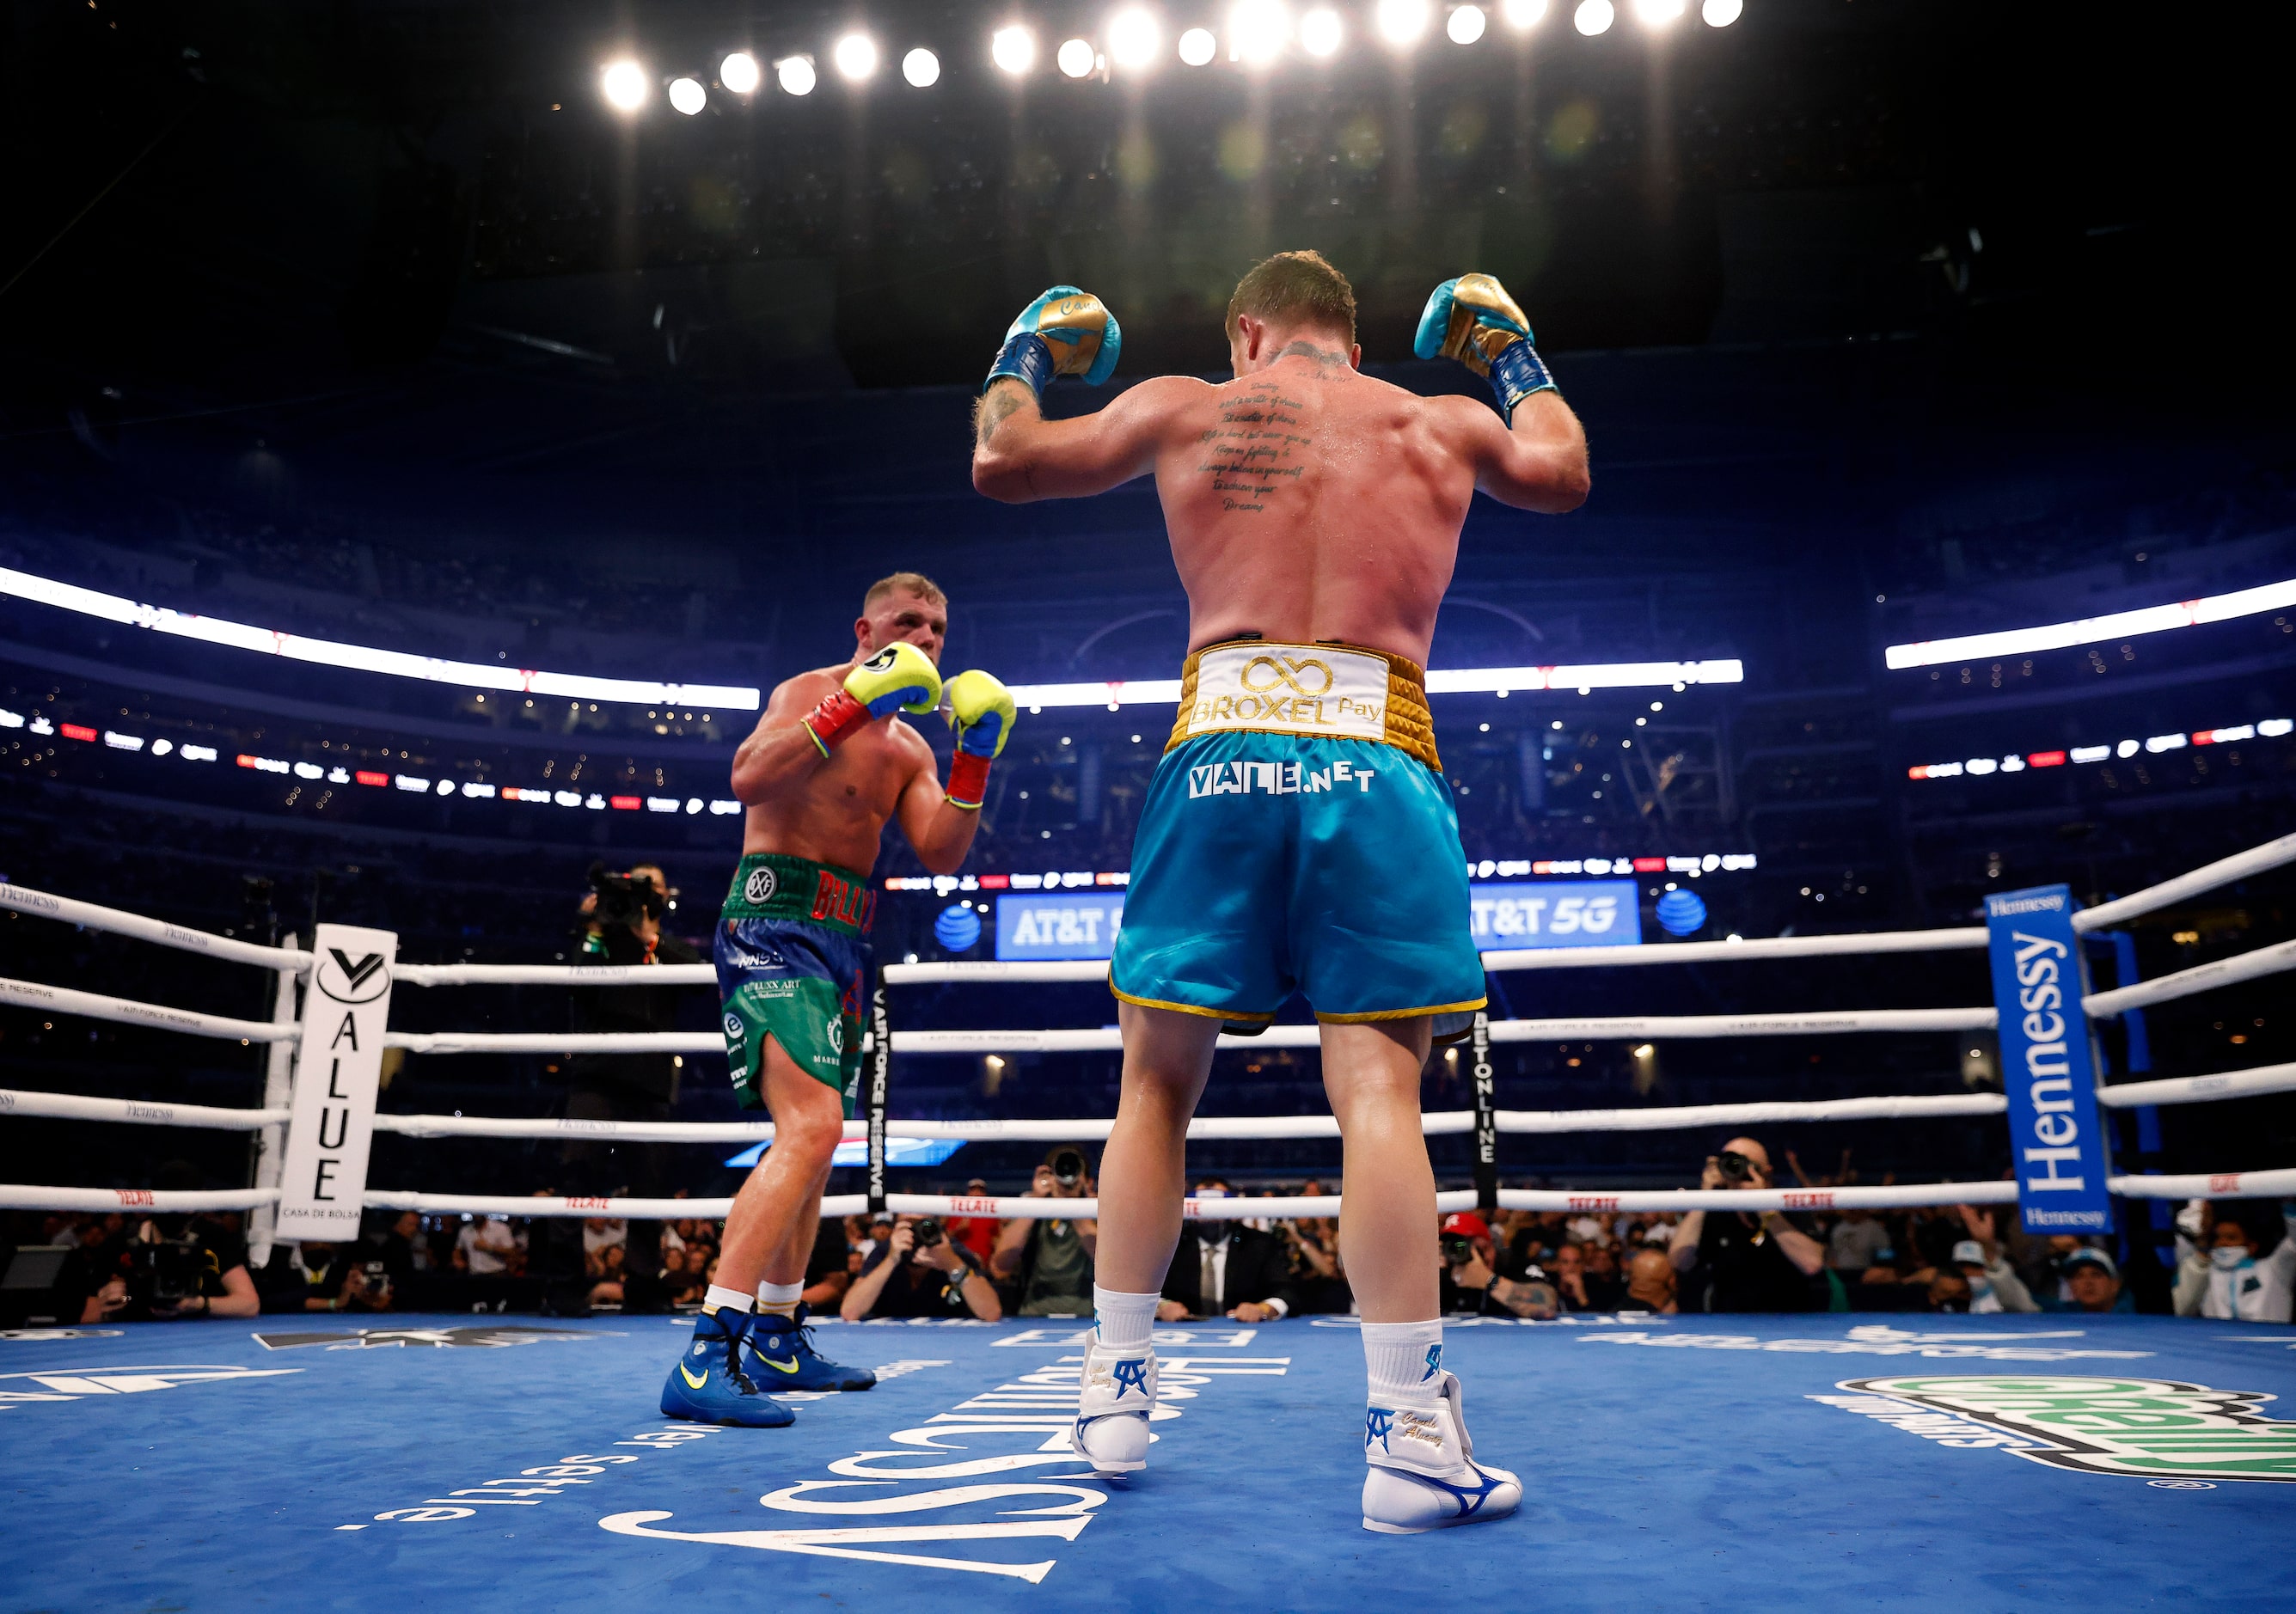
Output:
[1108, 639, 1487, 1030]
[715, 853, 876, 1116]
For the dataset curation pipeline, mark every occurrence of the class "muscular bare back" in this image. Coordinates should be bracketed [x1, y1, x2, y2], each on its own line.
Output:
[974, 326, 1588, 670]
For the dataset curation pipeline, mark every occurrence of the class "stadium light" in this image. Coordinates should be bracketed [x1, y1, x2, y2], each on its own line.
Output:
[1231, 0, 1290, 63]
[776, 54, 817, 94]
[667, 76, 707, 114]
[903, 46, 941, 86]
[1377, 0, 1433, 46]
[1573, 0, 1614, 32]
[1701, 0, 1742, 21]
[1632, 0, 1684, 25]
[1057, 36, 1097, 76]
[0, 566, 761, 711]
[1179, 25, 1219, 64]
[600, 58, 649, 112]
[833, 33, 879, 79]
[1301, 6, 1344, 55]
[1884, 578, 2296, 670]
[1502, 0, 1547, 25]
[1108, 7, 1162, 67]
[719, 51, 761, 94]
[992, 24, 1038, 73]
[1448, 3, 1489, 42]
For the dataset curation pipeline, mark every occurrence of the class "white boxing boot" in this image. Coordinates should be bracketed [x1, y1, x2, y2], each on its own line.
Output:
[1361, 1370, 1521, 1534]
[1071, 1330, 1158, 1476]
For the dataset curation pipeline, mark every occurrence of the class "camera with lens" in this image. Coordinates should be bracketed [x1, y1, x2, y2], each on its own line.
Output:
[1048, 1148, 1086, 1188]
[1716, 1150, 1756, 1183]
[124, 1234, 205, 1308]
[1442, 1232, 1479, 1265]
[588, 862, 667, 931]
[359, 1259, 391, 1298]
[910, 1218, 945, 1250]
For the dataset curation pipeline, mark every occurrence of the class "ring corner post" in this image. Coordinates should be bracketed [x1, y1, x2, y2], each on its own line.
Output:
[1471, 1010, 1498, 1216]
[866, 976, 891, 1217]
[1983, 885, 2115, 1240]
[246, 933, 303, 1269]
[273, 925, 399, 1246]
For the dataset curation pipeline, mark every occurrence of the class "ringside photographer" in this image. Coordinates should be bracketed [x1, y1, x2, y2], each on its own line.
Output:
[991, 1145, 1099, 1317]
[1668, 1137, 1827, 1312]
[842, 1214, 1001, 1321]
[77, 1163, 259, 1323]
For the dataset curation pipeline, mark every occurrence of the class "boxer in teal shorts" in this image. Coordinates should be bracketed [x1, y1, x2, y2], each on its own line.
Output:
[1111, 721, 1485, 1030]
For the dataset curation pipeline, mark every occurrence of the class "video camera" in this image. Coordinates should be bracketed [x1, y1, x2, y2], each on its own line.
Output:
[124, 1233, 208, 1308]
[588, 862, 668, 930]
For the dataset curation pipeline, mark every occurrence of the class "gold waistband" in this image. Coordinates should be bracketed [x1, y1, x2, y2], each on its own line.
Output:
[1166, 638, 1441, 773]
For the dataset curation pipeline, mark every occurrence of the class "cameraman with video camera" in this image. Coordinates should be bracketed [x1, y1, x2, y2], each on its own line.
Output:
[991, 1145, 1099, 1317]
[841, 1214, 1002, 1321]
[1668, 1136, 1827, 1311]
[78, 1161, 260, 1323]
[538, 862, 702, 1316]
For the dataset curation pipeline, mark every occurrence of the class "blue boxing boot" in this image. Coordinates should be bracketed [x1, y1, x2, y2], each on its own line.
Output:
[659, 1305, 795, 1427]
[744, 1305, 877, 1393]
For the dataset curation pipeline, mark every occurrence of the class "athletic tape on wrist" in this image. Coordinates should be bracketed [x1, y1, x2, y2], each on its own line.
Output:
[1490, 340, 1555, 424]
[803, 688, 869, 756]
[946, 750, 991, 810]
[985, 332, 1055, 397]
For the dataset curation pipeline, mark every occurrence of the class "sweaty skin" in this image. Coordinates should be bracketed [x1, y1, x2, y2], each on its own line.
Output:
[971, 318, 1590, 665]
[731, 588, 979, 876]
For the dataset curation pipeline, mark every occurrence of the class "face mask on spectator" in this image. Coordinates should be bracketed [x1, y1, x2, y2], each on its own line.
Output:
[2211, 1245, 2254, 1272]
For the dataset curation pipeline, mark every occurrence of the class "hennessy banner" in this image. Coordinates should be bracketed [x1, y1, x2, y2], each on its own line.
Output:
[275, 925, 397, 1242]
[1983, 886, 2114, 1236]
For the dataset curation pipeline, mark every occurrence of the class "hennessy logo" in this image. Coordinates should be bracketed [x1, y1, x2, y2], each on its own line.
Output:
[1238, 654, 1335, 696]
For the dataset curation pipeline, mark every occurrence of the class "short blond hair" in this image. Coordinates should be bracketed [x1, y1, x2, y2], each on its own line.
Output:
[1226, 250, 1357, 345]
[863, 572, 946, 611]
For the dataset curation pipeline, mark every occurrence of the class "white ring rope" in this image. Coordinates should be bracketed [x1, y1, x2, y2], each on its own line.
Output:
[0, 1088, 289, 1131]
[0, 882, 310, 972]
[2110, 1169, 2296, 1201]
[1479, 927, 1989, 971]
[0, 975, 295, 1045]
[2073, 828, 2296, 931]
[0, 1185, 282, 1214]
[382, 1030, 725, 1055]
[1495, 1181, 2022, 1214]
[391, 962, 718, 987]
[2083, 938, 2296, 1018]
[2095, 1061, 2296, 1110]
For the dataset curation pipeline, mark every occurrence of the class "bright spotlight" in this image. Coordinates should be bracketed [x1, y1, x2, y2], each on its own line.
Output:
[600, 58, 649, 112]
[1376, 0, 1432, 45]
[667, 76, 707, 114]
[1701, 0, 1742, 21]
[992, 24, 1038, 73]
[1057, 36, 1097, 76]
[1573, 0, 1613, 32]
[1632, 0, 1684, 24]
[1448, 3, 1488, 41]
[1179, 25, 1219, 64]
[776, 54, 817, 95]
[903, 46, 941, 86]
[1301, 6, 1344, 54]
[1109, 7, 1162, 67]
[1230, 0, 1290, 64]
[834, 33, 879, 79]
[1501, 0, 1547, 24]
[719, 51, 761, 94]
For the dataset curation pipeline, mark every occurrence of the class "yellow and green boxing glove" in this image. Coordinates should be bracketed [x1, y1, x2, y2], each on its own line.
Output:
[940, 669, 1016, 810]
[800, 641, 943, 757]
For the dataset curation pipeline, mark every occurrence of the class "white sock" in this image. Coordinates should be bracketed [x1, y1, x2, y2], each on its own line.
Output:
[756, 1281, 803, 1317]
[1092, 1285, 1160, 1352]
[1362, 1318, 1444, 1404]
[703, 1284, 755, 1314]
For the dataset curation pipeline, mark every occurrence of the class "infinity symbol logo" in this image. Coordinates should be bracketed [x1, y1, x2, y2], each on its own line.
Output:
[1239, 655, 1334, 695]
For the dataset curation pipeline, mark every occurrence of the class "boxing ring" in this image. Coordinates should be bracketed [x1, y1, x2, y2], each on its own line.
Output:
[3, 835, 2294, 1607]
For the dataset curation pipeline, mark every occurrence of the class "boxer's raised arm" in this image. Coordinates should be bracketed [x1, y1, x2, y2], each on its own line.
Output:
[729, 677, 836, 804]
[972, 375, 1200, 503]
[1460, 390, 1591, 515]
[895, 741, 983, 876]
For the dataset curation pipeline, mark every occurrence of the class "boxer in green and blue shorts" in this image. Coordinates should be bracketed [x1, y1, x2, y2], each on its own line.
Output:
[716, 853, 874, 1119]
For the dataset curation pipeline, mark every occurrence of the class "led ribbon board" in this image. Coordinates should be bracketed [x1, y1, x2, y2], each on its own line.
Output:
[1884, 578, 2296, 669]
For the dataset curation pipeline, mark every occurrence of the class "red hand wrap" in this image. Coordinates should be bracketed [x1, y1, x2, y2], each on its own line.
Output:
[946, 750, 992, 810]
[802, 688, 869, 755]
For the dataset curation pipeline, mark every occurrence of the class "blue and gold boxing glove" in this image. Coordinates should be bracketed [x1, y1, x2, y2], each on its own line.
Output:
[984, 286, 1123, 397]
[802, 641, 942, 757]
[940, 669, 1016, 810]
[1413, 272, 1555, 424]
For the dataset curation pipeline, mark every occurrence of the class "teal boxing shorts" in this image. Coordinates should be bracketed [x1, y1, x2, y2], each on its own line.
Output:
[1109, 639, 1485, 1029]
